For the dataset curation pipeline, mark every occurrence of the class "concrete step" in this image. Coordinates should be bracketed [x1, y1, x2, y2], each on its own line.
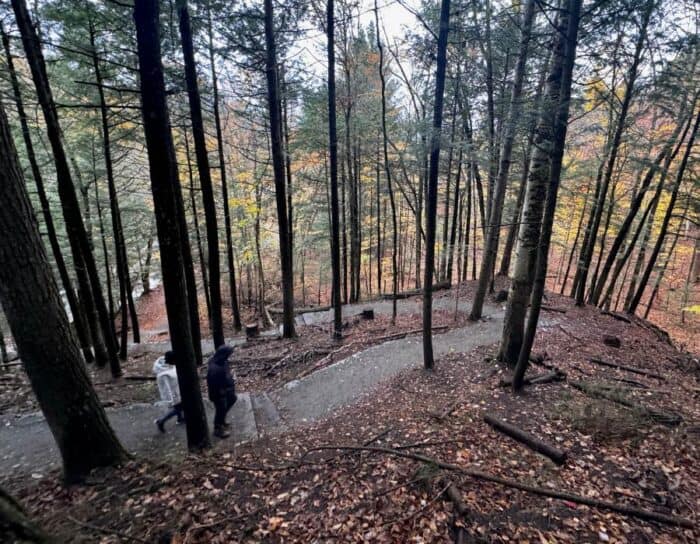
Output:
[228, 392, 258, 445]
[251, 393, 284, 435]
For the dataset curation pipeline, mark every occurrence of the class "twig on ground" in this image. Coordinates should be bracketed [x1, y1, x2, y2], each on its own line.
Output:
[67, 515, 149, 543]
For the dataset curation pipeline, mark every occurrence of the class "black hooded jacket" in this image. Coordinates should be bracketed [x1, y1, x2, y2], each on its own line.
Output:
[206, 345, 235, 402]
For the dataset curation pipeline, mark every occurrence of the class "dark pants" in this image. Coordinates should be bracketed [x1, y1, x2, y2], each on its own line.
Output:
[159, 403, 184, 425]
[213, 393, 236, 427]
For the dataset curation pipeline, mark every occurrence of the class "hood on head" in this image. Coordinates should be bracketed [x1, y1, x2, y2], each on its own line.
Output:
[210, 345, 234, 366]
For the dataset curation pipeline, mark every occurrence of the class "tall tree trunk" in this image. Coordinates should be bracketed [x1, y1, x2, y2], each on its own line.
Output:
[422, 0, 451, 370]
[574, 0, 654, 306]
[89, 20, 140, 357]
[327, 0, 343, 339]
[461, 161, 472, 281]
[341, 159, 348, 303]
[12, 0, 120, 376]
[628, 110, 700, 314]
[446, 150, 463, 281]
[512, 0, 582, 389]
[498, 1, 570, 365]
[264, 0, 295, 338]
[139, 223, 154, 295]
[93, 170, 115, 333]
[206, 4, 241, 331]
[560, 180, 591, 294]
[1, 24, 93, 364]
[134, 0, 210, 449]
[0, 97, 126, 482]
[375, 0, 399, 321]
[184, 129, 212, 321]
[439, 91, 459, 280]
[177, 0, 224, 347]
[592, 108, 693, 305]
[498, 51, 550, 278]
[376, 144, 382, 294]
[471, 0, 536, 320]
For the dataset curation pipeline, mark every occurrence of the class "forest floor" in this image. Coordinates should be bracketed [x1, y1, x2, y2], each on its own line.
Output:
[2, 283, 699, 543]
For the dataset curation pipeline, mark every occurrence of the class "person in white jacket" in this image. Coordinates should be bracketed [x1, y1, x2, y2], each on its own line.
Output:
[153, 351, 184, 432]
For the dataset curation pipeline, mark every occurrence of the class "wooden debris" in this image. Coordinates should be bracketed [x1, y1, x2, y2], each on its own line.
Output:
[483, 414, 567, 465]
[442, 480, 470, 544]
[541, 305, 567, 313]
[381, 280, 451, 300]
[569, 381, 682, 426]
[588, 357, 666, 381]
[375, 325, 448, 343]
[499, 370, 566, 387]
[601, 309, 632, 323]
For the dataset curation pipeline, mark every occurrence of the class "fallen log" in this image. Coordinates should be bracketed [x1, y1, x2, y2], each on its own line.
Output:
[569, 381, 682, 426]
[499, 370, 566, 387]
[540, 305, 567, 314]
[483, 415, 567, 465]
[381, 280, 451, 300]
[375, 325, 449, 343]
[442, 480, 470, 544]
[601, 310, 631, 323]
[123, 375, 156, 382]
[307, 445, 694, 528]
[588, 357, 666, 381]
[268, 304, 332, 315]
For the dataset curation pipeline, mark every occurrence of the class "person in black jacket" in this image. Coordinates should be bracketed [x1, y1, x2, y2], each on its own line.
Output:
[206, 345, 237, 438]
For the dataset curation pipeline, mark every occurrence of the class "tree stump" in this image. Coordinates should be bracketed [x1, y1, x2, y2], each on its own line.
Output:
[245, 324, 259, 339]
[603, 334, 621, 348]
[361, 308, 375, 320]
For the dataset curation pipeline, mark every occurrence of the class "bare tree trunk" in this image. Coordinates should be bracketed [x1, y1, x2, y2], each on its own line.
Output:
[177, 0, 224, 347]
[327, 0, 343, 339]
[134, 0, 210, 449]
[499, 1, 570, 366]
[375, 0, 399, 321]
[422, 0, 451, 370]
[264, 0, 296, 338]
[89, 20, 140, 356]
[446, 150, 463, 282]
[513, 0, 582, 389]
[184, 129, 212, 321]
[207, 3, 241, 331]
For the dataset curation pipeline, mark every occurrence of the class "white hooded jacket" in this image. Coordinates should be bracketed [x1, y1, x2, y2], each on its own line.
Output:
[153, 356, 181, 405]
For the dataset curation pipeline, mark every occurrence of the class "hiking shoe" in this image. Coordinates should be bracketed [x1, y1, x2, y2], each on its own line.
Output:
[214, 426, 230, 439]
[155, 419, 165, 433]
